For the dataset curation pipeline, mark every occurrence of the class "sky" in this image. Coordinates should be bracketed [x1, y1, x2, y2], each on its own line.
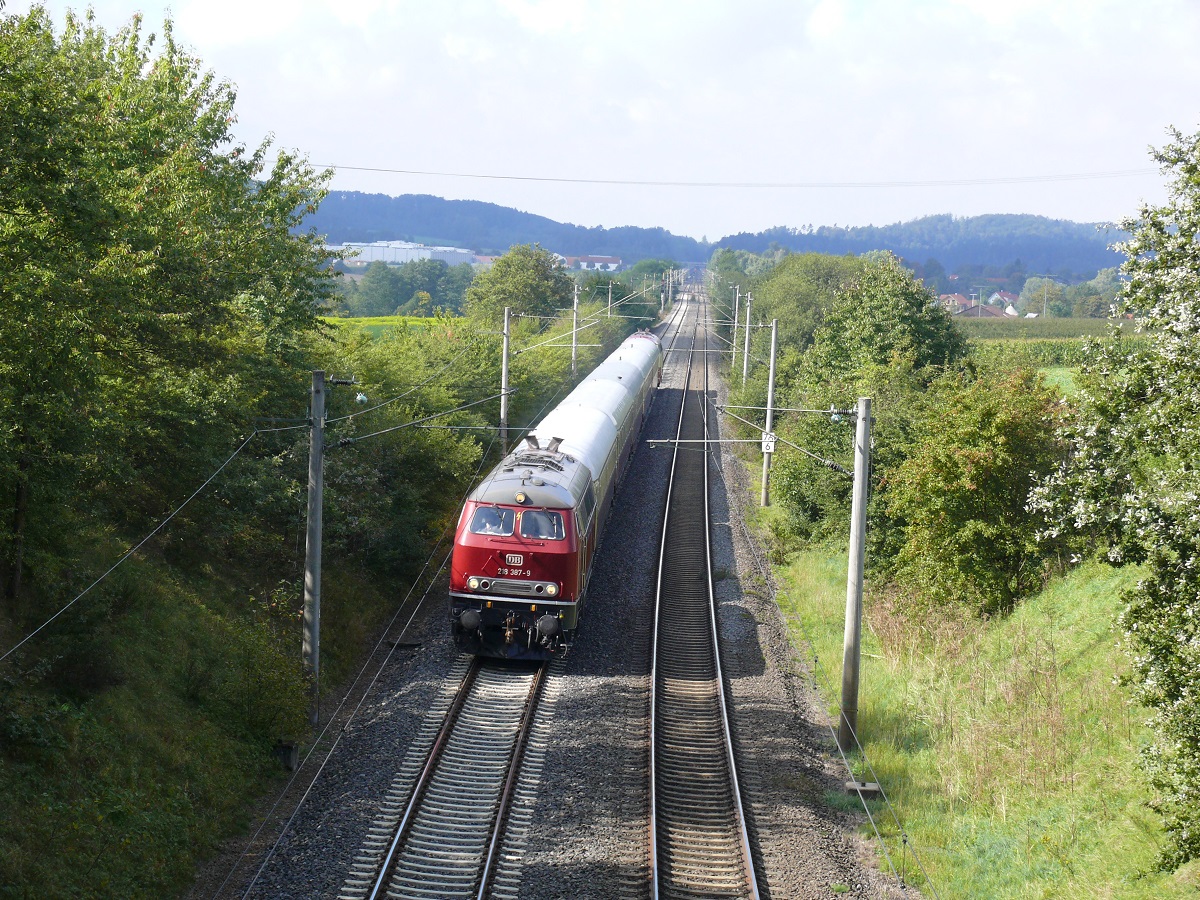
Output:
[12, 0, 1200, 241]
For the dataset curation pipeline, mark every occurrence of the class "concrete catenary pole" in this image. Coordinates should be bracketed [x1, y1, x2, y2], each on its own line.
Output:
[500, 306, 511, 454]
[731, 284, 741, 372]
[760, 319, 778, 507]
[839, 397, 872, 752]
[607, 280, 613, 318]
[572, 282, 579, 379]
[302, 370, 325, 726]
[741, 293, 753, 387]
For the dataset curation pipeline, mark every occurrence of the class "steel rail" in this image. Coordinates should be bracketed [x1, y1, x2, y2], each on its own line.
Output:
[699, 320, 760, 899]
[648, 318, 696, 899]
[475, 663, 548, 900]
[649, 295, 760, 899]
[362, 659, 544, 900]
[366, 659, 483, 900]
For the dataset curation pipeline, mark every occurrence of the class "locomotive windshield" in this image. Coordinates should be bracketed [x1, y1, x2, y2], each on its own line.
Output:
[519, 509, 565, 540]
[468, 506, 515, 536]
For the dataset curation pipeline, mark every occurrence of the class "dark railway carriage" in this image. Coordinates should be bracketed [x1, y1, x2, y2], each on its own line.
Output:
[450, 329, 664, 658]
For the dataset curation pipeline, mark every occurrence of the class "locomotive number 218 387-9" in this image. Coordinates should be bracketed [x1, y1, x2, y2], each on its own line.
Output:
[496, 567, 532, 577]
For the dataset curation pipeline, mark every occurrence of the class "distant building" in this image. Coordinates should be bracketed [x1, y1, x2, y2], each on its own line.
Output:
[578, 255, 622, 272]
[554, 253, 623, 272]
[954, 304, 1008, 318]
[939, 293, 971, 313]
[331, 240, 475, 267]
[989, 290, 1020, 306]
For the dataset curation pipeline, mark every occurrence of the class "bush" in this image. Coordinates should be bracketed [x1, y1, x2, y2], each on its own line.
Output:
[885, 369, 1065, 616]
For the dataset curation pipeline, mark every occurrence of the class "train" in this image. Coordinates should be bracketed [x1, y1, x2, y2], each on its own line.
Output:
[449, 328, 665, 659]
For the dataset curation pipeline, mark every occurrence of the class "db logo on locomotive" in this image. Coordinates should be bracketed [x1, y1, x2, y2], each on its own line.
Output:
[505, 554, 524, 567]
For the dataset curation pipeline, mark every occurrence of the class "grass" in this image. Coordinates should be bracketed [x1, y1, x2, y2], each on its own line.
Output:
[1039, 366, 1079, 396]
[0, 540, 406, 896]
[773, 549, 1200, 898]
[320, 315, 461, 339]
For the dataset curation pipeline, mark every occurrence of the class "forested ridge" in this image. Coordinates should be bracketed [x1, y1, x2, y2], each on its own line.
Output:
[311, 191, 1122, 276]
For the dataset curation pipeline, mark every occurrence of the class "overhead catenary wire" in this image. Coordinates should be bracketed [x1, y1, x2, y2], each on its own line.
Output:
[718, 406, 849, 475]
[0, 426, 305, 666]
[315, 161, 1157, 189]
[335, 392, 506, 445]
[325, 345, 474, 424]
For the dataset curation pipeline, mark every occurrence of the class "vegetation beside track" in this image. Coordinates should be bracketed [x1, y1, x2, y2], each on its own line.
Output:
[766, 535, 1200, 898]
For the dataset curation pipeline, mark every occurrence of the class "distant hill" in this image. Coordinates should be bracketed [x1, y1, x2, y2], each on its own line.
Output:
[307, 192, 1125, 278]
[719, 215, 1125, 277]
[311, 192, 702, 260]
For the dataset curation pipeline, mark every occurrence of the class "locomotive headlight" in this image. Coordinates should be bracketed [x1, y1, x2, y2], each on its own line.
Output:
[467, 576, 481, 590]
[546, 583, 559, 597]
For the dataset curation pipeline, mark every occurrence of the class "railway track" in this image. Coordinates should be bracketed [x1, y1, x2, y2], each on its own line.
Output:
[339, 657, 546, 900]
[650, 313, 759, 899]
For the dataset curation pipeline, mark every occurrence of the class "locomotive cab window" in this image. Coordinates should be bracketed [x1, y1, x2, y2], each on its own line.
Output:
[519, 510, 565, 540]
[469, 506, 515, 536]
[582, 483, 597, 520]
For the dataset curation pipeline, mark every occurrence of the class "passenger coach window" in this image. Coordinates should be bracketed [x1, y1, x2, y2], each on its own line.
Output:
[469, 506, 515, 536]
[520, 510, 565, 540]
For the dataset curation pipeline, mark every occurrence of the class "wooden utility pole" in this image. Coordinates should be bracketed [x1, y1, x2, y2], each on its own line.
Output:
[500, 306, 511, 454]
[760, 319, 778, 507]
[839, 397, 872, 751]
[302, 370, 325, 726]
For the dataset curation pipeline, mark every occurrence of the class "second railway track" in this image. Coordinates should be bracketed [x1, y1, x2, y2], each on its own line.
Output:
[650, 314, 759, 900]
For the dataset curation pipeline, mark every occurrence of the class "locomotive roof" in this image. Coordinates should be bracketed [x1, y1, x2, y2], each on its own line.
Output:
[468, 445, 592, 509]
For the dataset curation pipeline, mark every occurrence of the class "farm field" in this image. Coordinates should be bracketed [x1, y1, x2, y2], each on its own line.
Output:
[321, 315, 458, 339]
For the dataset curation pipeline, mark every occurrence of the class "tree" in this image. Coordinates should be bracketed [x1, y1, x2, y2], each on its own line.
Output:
[752, 252, 863, 351]
[805, 252, 966, 382]
[1018, 276, 1067, 317]
[353, 261, 402, 316]
[1067, 267, 1122, 318]
[1031, 126, 1200, 867]
[886, 370, 1064, 616]
[0, 9, 336, 603]
[434, 263, 476, 315]
[463, 244, 573, 324]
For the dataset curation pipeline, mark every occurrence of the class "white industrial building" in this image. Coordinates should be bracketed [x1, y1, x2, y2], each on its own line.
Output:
[332, 241, 475, 266]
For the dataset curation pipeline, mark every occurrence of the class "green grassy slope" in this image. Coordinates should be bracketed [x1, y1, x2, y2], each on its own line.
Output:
[776, 550, 1200, 898]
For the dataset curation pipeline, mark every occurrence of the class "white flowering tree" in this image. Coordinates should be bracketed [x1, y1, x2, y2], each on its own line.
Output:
[1031, 127, 1200, 866]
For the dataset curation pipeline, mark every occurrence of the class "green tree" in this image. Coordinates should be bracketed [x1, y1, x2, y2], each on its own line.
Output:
[805, 252, 966, 381]
[1019, 276, 1068, 317]
[1031, 126, 1200, 866]
[886, 369, 1064, 616]
[434, 262, 476, 315]
[752, 252, 864, 351]
[404, 290, 437, 316]
[0, 9, 336, 603]
[352, 260, 402, 316]
[464, 244, 572, 324]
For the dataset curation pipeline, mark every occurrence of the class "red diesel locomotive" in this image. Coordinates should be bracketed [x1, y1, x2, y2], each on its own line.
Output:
[449, 329, 664, 658]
